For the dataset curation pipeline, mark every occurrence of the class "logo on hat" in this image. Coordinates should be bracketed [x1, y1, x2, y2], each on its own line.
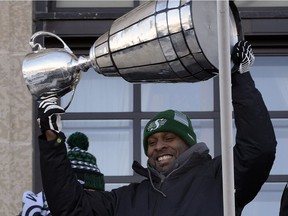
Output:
[147, 118, 167, 132]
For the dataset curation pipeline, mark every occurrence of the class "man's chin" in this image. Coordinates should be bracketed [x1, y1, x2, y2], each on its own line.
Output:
[156, 162, 174, 174]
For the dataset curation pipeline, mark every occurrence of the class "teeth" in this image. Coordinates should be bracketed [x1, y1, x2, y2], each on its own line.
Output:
[158, 155, 172, 161]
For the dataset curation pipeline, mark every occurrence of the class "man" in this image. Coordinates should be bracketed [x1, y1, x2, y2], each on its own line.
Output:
[37, 41, 276, 216]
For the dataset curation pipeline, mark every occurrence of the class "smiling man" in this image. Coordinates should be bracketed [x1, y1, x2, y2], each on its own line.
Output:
[37, 41, 277, 216]
[144, 110, 197, 174]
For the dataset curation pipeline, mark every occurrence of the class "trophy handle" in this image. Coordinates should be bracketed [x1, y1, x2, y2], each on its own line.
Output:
[29, 31, 73, 54]
[63, 71, 81, 111]
[63, 88, 76, 111]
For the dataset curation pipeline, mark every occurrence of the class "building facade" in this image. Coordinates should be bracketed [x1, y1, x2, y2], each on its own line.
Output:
[0, 1, 33, 215]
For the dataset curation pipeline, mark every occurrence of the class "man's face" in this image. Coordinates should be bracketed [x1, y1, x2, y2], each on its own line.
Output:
[147, 132, 189, 173]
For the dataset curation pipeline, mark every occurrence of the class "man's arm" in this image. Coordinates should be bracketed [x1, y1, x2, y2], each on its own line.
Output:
[39, 132, 87, 215]
[231, 42, 277, 208]
[37, 97, 114, 216]
[231, 41, 277, 211]
[45, 130, 57, 141]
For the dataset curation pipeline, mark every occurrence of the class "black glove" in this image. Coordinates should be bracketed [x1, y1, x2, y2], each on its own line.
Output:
[37, 95, 65, 134]
[231, 40, 255, 74]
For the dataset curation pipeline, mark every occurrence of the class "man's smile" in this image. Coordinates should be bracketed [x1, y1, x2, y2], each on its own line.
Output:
[157, 155, 173, 162]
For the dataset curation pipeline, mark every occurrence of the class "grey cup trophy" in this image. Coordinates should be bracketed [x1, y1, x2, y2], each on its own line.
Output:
[22, 0, 242, 104]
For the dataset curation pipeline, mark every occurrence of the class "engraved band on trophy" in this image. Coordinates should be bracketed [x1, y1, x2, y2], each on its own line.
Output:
[22, 0, 242, 105]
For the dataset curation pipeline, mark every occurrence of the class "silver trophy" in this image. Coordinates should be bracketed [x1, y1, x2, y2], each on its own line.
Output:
[22, 0, 242, 105]
[22, 31, 91, 107]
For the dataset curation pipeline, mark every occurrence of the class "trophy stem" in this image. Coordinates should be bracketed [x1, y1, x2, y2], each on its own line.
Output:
[77, 56, 92, 72]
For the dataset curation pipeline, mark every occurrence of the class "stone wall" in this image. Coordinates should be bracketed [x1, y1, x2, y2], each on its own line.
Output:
[0, 1, 33, 215]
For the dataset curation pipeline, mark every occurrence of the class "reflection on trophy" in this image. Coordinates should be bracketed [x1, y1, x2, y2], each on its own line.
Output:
[22, 0, 242, 103]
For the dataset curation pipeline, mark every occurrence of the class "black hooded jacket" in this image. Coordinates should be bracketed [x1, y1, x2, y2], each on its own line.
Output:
[39, 72, 277, 216]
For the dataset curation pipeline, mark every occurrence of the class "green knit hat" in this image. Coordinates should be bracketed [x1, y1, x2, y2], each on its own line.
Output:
[67, 132, 105, 191]
[143, 110, 197, 155]
[67, 131, 89, 151]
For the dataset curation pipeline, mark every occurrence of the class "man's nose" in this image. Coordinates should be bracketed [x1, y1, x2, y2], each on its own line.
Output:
[155, 140, 166, 150]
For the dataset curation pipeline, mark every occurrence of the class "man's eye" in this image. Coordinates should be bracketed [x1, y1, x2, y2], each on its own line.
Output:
[166, 137, 174, 141]
[148, 141, 156, 146]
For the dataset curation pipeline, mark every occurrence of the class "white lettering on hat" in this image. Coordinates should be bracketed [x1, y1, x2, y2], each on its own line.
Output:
[78, 179, 85, 185]
[147, 118, 167, 132]
[174, 111, 189, 127]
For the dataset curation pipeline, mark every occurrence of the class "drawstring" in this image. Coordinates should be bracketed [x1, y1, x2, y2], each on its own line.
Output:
[147, 168, 167, 197]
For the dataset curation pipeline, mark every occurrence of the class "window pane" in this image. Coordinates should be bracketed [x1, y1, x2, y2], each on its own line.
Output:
[62, 120, 133, 176]
[269, 119, 288, 175]
[252, 56, 288, 111]
[140, 119, 214, 166]
[242, 183, 285, 216]
[56, 0, 134, 8]
[61, 68, 133, 112]
[141, 79, 214, 111]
